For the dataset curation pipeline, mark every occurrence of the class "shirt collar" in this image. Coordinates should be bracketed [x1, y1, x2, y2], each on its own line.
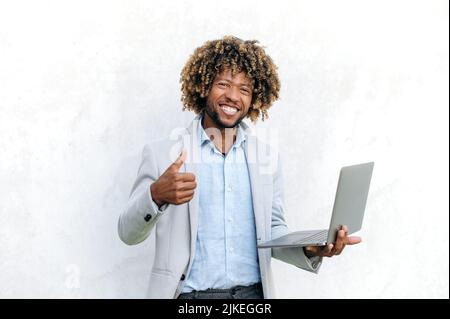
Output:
[197, 114, 247, 149]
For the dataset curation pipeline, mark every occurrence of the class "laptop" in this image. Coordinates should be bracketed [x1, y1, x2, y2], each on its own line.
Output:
[257, 162, 374, 248]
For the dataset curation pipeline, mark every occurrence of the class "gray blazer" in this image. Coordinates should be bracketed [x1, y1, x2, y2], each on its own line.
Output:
[118, 115, 321, 298]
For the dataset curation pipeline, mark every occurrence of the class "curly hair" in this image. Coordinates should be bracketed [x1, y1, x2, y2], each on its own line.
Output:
[180, 36, 280, 122]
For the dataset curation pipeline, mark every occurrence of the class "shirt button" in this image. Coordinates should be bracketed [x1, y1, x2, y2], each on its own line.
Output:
[144, 214, 152, 222]
[227, 186, 232, 192]
[230, 247, 234, 252]
[180, 274, 185, 281]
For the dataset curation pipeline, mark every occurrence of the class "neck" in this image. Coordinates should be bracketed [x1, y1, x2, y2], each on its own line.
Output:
[202, 112, 237, 154]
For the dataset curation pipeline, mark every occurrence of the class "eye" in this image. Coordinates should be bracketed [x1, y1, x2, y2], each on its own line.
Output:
[217, 82, 228, 88]
[240, 88, 251, 95]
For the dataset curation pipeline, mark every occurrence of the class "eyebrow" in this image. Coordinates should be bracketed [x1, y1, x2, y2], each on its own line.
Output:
[215, 77, 252, 87]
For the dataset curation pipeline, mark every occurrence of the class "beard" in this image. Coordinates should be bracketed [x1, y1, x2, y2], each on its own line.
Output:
[204, 104, 246, 129]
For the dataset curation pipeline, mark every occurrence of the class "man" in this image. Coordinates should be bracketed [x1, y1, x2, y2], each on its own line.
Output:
[118, 36, 361, 299]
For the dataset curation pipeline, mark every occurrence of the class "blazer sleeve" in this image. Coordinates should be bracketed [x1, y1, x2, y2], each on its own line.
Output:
[118, 144, 167, 245]
[270, 153, 323, 273]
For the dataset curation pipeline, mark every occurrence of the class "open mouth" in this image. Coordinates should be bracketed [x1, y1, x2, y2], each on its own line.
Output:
[219, 104, 239, 116]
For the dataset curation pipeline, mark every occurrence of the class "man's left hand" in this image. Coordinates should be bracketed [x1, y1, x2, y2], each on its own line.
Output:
[303, 225, 361, 258]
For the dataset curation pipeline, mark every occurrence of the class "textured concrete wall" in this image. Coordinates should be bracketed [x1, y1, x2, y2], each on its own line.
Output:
[0, 0, 448, 298]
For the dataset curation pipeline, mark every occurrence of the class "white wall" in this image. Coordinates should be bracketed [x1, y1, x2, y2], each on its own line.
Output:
[0, 0, 448, 298]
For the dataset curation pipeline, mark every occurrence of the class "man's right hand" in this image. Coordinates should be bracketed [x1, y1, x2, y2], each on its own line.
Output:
[150, 150, 196, 207]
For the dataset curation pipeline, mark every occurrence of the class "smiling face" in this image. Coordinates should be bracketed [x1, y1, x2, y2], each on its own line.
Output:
[203, 69, 253, 129]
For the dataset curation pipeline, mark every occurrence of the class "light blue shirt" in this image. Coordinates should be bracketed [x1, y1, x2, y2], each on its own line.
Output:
[182, 117, 261, 292]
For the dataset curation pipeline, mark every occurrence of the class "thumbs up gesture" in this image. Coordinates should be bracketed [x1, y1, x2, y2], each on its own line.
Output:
[150, 150, 197, 207]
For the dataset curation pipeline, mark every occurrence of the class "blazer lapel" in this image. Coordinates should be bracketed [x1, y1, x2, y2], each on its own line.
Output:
[244, 127, 272, 286]
[183, 116, 201, 262]
[244, 133, 266, 243]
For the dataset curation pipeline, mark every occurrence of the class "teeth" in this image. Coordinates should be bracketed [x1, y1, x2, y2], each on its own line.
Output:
[220, 105, 237, 115]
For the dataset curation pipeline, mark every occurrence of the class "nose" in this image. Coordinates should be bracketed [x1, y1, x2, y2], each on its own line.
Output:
[224, 85, 240, 103]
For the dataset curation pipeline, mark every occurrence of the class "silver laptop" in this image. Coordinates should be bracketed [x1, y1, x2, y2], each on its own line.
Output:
[257, 162, 374, 248]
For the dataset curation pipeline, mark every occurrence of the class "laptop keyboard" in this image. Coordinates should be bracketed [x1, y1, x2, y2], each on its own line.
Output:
[294, 229, 328, 245]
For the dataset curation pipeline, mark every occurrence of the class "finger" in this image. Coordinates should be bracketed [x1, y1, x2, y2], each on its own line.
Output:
[177, 190, 195, 198]
[342, 225, 348, 234]
[178, 172, 196, 182]
[178, 181, 197, 191]
[334, 229, 346, 252]
[171, 150, 187, 171]
[323, 244, 334, 257]
[346, 236, 362, 245]
[334, 242, 345, 255]
[178, 193, 195, 204]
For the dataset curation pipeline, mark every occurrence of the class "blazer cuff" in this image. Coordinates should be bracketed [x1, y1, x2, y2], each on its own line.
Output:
[148, 183, 169, 214]
[305, 255, 322, 271]
[135, 184, 167, 223]
[296, 246, 323, 273]
[272, 246, 322, 273]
